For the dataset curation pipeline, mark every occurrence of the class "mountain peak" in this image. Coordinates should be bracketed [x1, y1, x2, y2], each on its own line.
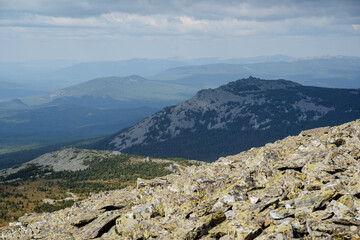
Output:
[220, 76, 302, 93]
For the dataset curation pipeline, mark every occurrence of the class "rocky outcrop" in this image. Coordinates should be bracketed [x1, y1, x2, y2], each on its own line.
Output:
[0, 148, 121, 180]
[1, 119, 360, 239]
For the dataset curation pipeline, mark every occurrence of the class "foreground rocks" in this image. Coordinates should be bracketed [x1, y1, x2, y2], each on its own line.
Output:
[1, 120, 360, 239]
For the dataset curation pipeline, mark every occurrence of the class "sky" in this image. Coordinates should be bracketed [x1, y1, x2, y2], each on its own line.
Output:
[1, 0, 360, 62]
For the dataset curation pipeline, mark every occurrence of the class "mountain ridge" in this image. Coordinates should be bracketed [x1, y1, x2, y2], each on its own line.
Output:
[151, 56, 360, 89]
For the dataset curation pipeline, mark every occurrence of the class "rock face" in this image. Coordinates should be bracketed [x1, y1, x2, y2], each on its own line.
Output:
[103, 77, 360, 161]
[1, 119, 360, 239]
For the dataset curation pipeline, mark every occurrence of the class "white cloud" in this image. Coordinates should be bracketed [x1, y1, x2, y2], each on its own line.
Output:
[1, 0, 359, 61]
[1, 11, 349, 40]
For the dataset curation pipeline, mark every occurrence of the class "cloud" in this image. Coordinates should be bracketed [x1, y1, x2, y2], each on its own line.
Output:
[0, 9, 356, 40]
[1, 0, 359, 61]
[1, 0, 359, 20]
[0, 13, 291, 39]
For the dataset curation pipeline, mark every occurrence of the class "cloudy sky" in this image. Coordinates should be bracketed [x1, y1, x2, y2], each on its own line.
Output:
[1, 0, 359, 62]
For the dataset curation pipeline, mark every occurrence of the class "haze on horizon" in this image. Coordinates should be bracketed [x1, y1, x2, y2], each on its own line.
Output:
[0, 0, 360, 62]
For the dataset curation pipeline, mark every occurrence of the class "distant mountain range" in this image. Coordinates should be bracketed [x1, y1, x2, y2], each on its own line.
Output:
[95, 76, 360, 161]
[1, 56, 359, 101]
[151, 56, 360, 89]
[11, 56, 360, 108]
[0, 56, 292, 92]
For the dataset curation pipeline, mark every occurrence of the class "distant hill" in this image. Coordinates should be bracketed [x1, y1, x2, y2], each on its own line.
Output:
[24, 75, 196, 108]
[96, 76, 360, 161]
[151, 56, 360, 89]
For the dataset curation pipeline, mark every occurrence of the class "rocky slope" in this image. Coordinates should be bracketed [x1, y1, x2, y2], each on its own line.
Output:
[101, 76, 360, 161]
[0, 148, 121, 180]
[1, 119, 360, 239]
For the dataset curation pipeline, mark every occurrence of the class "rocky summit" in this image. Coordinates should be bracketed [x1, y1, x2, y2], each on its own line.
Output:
[1, 119, 360, 239]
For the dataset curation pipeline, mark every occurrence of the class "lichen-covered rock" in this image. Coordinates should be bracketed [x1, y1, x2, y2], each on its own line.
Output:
[1, 119, 360, 239]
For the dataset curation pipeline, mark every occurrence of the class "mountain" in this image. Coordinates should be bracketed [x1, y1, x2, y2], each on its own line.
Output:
[1, 119, 359, 239]
[151, 56, 360, 89]
[97, 77, 360, 161]
[24, 75, 196, 108]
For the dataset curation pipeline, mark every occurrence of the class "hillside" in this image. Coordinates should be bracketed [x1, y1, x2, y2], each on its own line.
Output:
[98, 77, 360, 161]
[0, 148, 202, 227]
[1, 119, 359, 239]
